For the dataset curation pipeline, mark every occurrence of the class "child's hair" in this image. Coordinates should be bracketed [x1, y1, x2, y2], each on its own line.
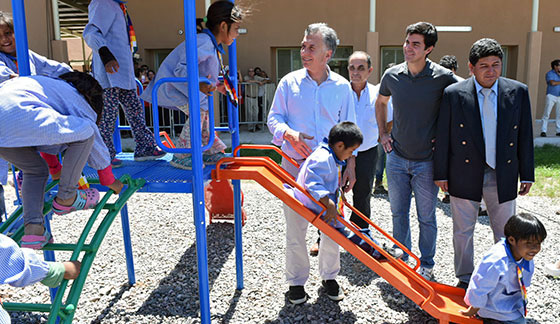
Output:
[504, 213, 547, 243]
[0, 11, 14, 31]
[196, 0, 244, 33]
[328, 121, 363, 148]
[59, 72, 104, 124]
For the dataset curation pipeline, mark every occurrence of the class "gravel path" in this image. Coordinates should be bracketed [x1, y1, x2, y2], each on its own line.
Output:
[2, 181, 559, 324]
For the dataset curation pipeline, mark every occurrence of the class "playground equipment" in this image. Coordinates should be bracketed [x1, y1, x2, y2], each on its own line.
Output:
[0, 176, 145, 324]
[212, 145, 482, 324]
[5, 0, 480, 323]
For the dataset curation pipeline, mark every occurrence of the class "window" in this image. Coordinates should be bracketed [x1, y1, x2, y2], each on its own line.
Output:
[380, 47, 404, 78]
[276, 48, 302, 83]
[275, 46, 353, 82]
[153, 49, 173, 71]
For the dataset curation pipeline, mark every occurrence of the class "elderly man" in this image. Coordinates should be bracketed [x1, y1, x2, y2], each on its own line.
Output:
[375, 22, 457, 280]
[267, 23, 356, 304]
[347, 51, 393, 229]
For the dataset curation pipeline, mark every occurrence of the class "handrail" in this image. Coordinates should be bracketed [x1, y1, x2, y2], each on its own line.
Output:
[341, 202, 436, 307]
[215, 157, 325, 218]
[150, 77, 218, 154]
[232, 144, 300, 169]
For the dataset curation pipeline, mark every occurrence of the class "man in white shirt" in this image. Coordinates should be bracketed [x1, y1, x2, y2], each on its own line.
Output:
[267, 22, 356, 304]
[347, 51, 393, 229]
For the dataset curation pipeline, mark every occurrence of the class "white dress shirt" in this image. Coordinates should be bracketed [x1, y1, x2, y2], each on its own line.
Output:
[267, 67, 356, 160]
[353, 83, 393, 152]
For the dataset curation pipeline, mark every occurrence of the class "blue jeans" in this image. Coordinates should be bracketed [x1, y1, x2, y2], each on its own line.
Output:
[386, 152, 438, 268]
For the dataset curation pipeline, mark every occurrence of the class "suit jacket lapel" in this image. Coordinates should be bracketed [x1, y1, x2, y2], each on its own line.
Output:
[497, 77, 515, 150]
[460, 78, 485, 158]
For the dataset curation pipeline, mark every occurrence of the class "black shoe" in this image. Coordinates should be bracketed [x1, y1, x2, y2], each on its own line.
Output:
[541, 132, 547, 137]
[322, 280, 344, 301]
[456, 281, 469, 290]
[442, 194, 450, 204]
[478, 208, 488, 216]
[288, 286, 308, 304]
[556, 133, 560, 137]
[373, 185, 388, 195]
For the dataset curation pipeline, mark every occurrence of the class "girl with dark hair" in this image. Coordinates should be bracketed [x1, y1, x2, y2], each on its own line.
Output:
[0, 73, 123, 249]
[141, 0, 245, 170]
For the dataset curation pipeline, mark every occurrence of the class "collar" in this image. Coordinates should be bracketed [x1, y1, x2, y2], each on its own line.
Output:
[351, 81, 369, 97]
[305, 65, 334, 84]
[4, 53, 17, 61]
[201, 29, 225, 55]
[502, 238, 531, 272]
[321, 138, 346, 166]
[113, 0, 127, 4]
[398, 59, 433, 77]
[474, 76, 499, 95]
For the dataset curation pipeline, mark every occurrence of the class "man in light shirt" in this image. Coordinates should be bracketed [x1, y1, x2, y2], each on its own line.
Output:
[267, 22, 356, 304]
[347, 51, 392, 229]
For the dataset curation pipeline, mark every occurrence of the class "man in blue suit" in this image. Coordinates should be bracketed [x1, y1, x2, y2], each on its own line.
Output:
[434, 38, 534, 289]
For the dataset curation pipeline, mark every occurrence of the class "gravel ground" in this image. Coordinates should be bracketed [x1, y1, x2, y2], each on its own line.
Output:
[1, 181, 559, 324]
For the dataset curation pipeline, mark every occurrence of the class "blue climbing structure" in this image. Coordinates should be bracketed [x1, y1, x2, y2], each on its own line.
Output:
[6, 0, 244, 323]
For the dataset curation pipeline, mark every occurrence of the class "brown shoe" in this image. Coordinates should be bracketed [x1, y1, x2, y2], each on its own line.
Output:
[309, 241, 319, 256]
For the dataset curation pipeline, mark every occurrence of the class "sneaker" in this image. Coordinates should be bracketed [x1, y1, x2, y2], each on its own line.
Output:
[322, 280, 344, 301]
[169, 156, 193, 170]
[202, 152, 226, 165]
[134, 149, 167, 162]
[111, 158, 123, 168]
[417, 266, 434, 281]
[442, 194, 450, 204]
[544, 261, 560, 278]
[456, 280, 469, 290]
[288, 286, 308, 305]
[372, 243, 404, 261]
[540, 132, 547, 137]
[373, 182, 388, 195]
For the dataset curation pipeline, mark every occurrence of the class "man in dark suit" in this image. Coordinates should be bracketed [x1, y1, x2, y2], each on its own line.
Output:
[434, 38, 534, 289]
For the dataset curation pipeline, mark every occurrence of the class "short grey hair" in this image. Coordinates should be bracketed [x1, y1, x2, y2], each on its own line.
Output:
[304, 23, 339, 58]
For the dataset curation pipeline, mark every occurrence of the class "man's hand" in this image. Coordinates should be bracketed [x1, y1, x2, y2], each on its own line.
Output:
[434, 180, 448, 192]
[283, 128, 314, 158]
[460, 306, 479, 317]
[342, 156, 356, 192]
[379, 133, 393, 153]
[519, 182, 532, 196]
[107, 179, 124, 194]
[63, 261, 81, 280]
[104, 59, 119, 74]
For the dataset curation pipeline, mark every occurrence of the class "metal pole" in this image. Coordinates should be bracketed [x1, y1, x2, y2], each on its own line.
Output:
[184, 0, 211, 323]
[531, 0, 539, 32]
[11, 0, 31, 76]
[227, 0, 244, 290]
[369, 0, 376, 33]
[51, 0, 61, 40]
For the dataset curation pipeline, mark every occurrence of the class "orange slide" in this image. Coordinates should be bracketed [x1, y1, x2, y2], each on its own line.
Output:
[212, 145, 481, 324]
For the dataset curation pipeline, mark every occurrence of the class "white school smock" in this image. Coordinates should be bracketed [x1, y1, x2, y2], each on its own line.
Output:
[141, 31, 221, 111]
[0, 76, 110, 170]
[83, 0, 136, 90]
[0, 50, 72, 84]
[267, 67, 356, 161]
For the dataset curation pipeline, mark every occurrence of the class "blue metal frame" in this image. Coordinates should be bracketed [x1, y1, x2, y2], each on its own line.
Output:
[10, 0, 244, 323]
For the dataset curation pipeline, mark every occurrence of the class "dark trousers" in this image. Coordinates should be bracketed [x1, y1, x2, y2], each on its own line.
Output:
[350, 146, 378, 229]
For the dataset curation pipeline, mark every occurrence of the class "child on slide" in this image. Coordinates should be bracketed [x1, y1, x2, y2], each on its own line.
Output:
[141, 0, 245, 169]
[0, 233, 81, 323]
[0, 72, 123, 249]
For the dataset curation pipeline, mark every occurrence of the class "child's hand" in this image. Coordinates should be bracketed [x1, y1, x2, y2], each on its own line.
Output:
[107, 179, 124, 194]
[63, 261, 81, 280]
[216, 82, 227, 95]
[104, 59, 120, 74]
[199, 82, 217, 95]
[460, 306, 479, 317]
[9, 73, 18, 79]
[51, 170, 61, 181]
[323, 200, 339, 225]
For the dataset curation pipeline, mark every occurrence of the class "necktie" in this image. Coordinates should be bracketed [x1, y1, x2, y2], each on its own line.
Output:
[336, 165, 344, 217]
[216, 51, 239, 107]
[481, 88, 496, 169]
[515, 263, 528, 316]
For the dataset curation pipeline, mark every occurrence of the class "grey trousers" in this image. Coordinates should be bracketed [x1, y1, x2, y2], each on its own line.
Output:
[0, 136, 94, 226]
[450, 168, 516, 283]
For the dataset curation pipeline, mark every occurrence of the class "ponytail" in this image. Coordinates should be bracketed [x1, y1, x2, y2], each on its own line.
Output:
[197, 0, 244, 34]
